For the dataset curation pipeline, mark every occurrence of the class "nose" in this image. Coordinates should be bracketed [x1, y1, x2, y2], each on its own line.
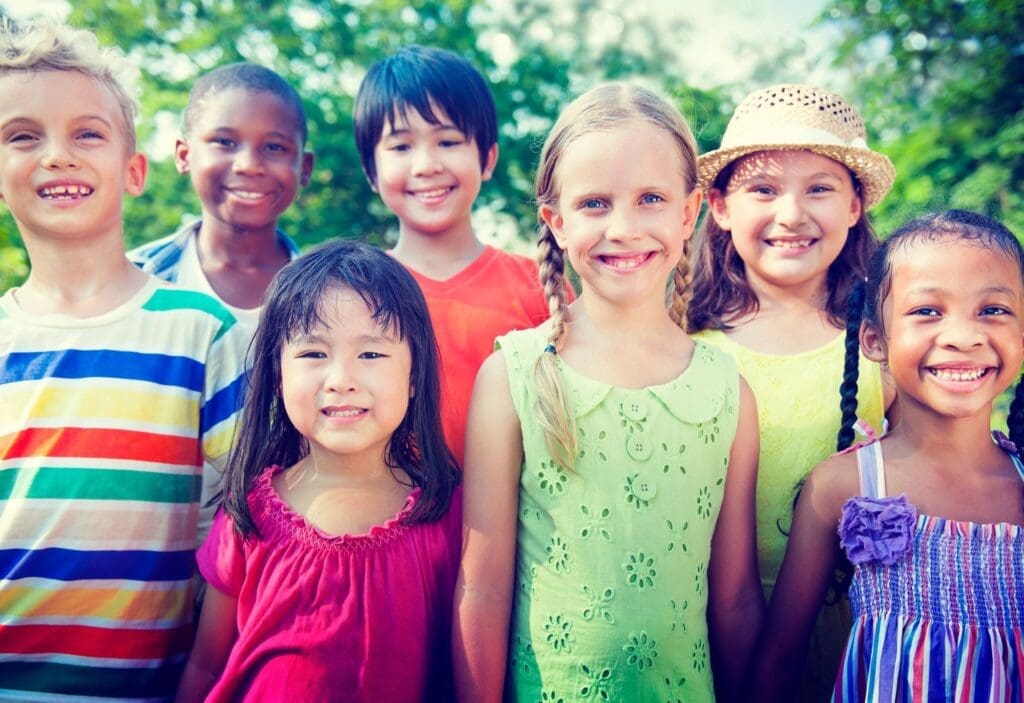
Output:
[774, 192, 807, 228]
[605, 207, 642, 242]
[232, 145, 265, 175]
[325, 358, 358, 393]
[42, 138, 78, 170]
[937, 316, 985, 350]
[411, 145, 442, 176]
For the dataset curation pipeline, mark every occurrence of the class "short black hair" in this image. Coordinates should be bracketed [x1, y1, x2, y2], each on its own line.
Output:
[184, 62, 308, 145]
[353, 45, 497, 184]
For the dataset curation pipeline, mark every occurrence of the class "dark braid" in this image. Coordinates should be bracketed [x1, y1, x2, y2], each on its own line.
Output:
[1008, 380, 1024, 462]
[836, 280, 867, 450]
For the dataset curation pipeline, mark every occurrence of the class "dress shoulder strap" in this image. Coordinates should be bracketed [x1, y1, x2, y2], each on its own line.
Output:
[855, 441, 886, 498]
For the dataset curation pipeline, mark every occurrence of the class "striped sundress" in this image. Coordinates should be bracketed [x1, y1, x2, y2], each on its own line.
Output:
[833, 437, 1024, 702]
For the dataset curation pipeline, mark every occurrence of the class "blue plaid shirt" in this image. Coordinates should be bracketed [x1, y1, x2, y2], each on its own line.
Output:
[128, 219, 301, 282]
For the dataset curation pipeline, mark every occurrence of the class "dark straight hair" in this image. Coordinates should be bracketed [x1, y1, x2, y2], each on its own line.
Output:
[223, 240, 459, 538]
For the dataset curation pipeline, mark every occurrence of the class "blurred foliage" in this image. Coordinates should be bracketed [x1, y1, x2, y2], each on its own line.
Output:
[822, 0, 1024, 239]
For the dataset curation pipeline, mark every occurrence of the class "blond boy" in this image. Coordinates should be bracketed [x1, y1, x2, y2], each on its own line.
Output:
[0, 21, 246, 701]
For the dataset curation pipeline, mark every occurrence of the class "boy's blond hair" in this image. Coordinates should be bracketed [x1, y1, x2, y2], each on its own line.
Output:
[0, 18, 139, 153]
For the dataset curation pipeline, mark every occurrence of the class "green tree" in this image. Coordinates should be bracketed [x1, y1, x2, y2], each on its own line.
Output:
[822, 0, 1024, 237]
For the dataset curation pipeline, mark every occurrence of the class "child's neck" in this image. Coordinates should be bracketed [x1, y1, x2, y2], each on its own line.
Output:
[391, 221, 484, 280]
[888, 401, 1001, 468]
[560, 295, 692, 388]
[16, 234, 149, 317]
[275, 452, 413, 537]
[197, 218, 288, 267]
[723, 279, 838, 354]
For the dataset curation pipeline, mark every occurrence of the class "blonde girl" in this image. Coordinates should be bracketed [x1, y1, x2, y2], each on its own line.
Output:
[688, 84, 896, 700]
[454, 83, 762, 703]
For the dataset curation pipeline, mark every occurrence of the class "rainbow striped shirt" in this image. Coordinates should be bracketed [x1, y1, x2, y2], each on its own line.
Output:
[0, 279, 246, 702]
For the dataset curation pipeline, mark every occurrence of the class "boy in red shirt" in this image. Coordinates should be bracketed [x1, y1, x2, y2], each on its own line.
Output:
[354, 45, 564, 465]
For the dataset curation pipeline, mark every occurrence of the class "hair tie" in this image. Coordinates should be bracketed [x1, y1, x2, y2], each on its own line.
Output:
[544, 343, 557, 355]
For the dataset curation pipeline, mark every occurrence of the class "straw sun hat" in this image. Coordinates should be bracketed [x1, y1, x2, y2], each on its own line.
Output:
[697, 84, 896, 209]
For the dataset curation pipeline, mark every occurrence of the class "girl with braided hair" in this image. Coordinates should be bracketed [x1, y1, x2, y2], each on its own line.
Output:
[454, 83, 762, 703]
[687, 84, 897, 700]
[753, 210, 1024, 701]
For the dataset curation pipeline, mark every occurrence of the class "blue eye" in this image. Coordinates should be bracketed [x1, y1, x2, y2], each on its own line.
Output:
[581, 198, 605, 210]
[910, 307, 940, 316]
[641, 193, 664, 205]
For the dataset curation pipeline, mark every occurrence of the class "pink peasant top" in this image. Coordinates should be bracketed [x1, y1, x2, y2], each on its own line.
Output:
[197, 466, 462, 702]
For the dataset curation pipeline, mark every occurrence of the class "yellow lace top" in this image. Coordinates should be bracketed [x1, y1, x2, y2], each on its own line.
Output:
[694, 329, 885, 593]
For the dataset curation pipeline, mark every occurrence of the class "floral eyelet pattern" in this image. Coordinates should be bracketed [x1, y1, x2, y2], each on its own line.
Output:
[623, 630, 658, 671]
[544, 614, 574, 653]
[623, 551, 656, 590]
[547, 537, 570, 573]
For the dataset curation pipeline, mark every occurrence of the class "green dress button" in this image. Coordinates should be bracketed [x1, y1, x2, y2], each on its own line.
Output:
[622, 398, 646, 421]
[626, 434, 652, 461]
[631, 476, 658, 501]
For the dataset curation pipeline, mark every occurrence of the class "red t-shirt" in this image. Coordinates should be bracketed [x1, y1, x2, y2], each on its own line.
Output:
[405, 246, 564, 466]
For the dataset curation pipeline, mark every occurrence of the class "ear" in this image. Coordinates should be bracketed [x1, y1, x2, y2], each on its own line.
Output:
[860, 320, 887, 364]
[539, 203, 566, 250]
[124, 152, 148, 196]
[173, 138, 190, 175]
[300, 150, 315, 188]
[706, 187, 731, 230]
[847, 190, 863, 228]
[481, 143, 499, 182]
[680, 188, 703, 242]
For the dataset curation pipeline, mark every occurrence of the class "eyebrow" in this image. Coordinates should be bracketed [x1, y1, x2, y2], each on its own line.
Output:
[382, 122, 462, 137]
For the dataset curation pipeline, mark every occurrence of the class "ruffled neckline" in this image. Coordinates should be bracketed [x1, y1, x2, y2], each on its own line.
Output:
[252, 465, 420, 551]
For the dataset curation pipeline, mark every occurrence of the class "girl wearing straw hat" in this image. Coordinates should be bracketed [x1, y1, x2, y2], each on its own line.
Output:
[687, 84, 895, 700]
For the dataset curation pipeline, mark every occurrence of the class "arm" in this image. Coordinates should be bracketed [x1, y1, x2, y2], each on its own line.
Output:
[175, 586, 238, 703]
[707, 377, 764, 702]
[747, 454, 853, 702]
[452, 351, 524, 703]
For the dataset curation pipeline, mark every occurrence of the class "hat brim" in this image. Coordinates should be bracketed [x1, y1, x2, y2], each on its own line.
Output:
[697, 144, 896, 210]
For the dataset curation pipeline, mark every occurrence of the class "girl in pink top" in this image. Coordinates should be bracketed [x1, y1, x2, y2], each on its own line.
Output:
[176, 241, 462, 703]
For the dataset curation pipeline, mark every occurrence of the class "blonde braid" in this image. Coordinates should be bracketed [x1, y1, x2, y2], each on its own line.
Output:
[532, 226, 578, 470]
[668, 239, 693, 330]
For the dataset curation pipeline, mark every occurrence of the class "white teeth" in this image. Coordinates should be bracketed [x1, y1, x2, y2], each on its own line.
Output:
[324, 408, 362, 417]
[598, 255, 647, 272]
[230, 190, 267, 200]
[414, 187, 451, 198]
[40, 184, 93, 198]
[768, 239, 813, 249]
[930, 368, 987, 382]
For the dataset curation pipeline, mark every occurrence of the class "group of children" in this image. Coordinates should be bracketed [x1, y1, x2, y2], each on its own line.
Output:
[1, 17, 1022, 703]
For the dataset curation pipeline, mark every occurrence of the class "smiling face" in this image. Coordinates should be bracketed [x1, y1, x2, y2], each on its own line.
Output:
[177, 87, 312, 237]
[279, 286, 414, 470]
[708, 149, 862, 298]
[539, 119, 701, 310]
[863, 238, 1024, 422]
[0, 70, 146, 244]
[372, 103, 497, 244]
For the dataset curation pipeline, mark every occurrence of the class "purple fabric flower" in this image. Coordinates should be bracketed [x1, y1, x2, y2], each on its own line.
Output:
[838, 495, 918, 567]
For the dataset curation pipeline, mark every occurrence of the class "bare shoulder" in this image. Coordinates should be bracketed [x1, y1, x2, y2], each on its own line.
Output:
[801, 449, 861, 524]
